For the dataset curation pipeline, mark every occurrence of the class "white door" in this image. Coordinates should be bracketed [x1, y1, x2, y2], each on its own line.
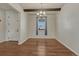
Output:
[6, 11, 19, 41]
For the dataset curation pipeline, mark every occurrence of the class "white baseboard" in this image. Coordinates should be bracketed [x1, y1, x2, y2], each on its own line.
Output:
[56, 39, 79, 56]
[0, 40, 9, 43]
[28, 36, 56, 39]
[0, 40, 18, 43]
[18, 37, 28, 45]
[0, 40, 4, 43]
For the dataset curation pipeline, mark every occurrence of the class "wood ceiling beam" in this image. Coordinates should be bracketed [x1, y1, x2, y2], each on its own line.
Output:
[24, 8, 61, 12]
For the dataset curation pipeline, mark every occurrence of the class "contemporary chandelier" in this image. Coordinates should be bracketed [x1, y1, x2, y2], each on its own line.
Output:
[36, 3, 46, 17]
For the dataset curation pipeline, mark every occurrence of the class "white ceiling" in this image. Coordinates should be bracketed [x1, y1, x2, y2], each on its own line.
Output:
[0, 3, 17, 11]
[20, 3, 64, 9]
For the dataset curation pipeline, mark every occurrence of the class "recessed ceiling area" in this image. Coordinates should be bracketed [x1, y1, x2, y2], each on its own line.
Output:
[20, 3, 64, 9]
[19, 3, 64, 14]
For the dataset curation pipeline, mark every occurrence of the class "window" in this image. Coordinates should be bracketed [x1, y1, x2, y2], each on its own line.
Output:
[38, 19, 45, 30]
[36, 17, 47, 35]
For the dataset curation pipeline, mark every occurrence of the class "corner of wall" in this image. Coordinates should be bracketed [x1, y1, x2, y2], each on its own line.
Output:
[56, 38, 79, 56]
[18, 37, 28, 45]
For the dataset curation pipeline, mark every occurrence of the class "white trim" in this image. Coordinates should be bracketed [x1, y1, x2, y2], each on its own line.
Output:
[0, 40, 18, 43]
[0, 40, 11, 43]
[18, 37, 28, 45]
[0, 40, 4, 43]
[56, 39, 79, 56]
[28, 36, 56, 39]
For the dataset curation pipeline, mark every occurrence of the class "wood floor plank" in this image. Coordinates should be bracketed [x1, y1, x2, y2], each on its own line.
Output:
[0, 38, 76, 56]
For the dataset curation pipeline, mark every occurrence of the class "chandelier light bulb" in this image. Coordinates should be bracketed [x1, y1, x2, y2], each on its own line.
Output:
[36, 3, 47, 17]
[37, 13, 39, 15]
[43, 11, 46, 15]
[39, 14, 42, 16]
[40, 11, 43, 14]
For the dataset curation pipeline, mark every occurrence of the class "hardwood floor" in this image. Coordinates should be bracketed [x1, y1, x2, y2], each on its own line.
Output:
[0, 38, 76, 56]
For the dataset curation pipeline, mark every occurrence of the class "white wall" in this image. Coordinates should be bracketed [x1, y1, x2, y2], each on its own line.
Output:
[57, 3, 79, 55]
[0, 8, 20, 42]
[9, 3, 28, 44]
[0, 3, 28, 44]
[27, 13, 56, 38]
[20, 12, 28, 44]
[0, 9, 6, 42]
[5, 10, 20, 41]
[47, 14, 56, 38]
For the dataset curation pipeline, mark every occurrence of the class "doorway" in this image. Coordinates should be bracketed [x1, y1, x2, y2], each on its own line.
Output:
[36, 16, 47, 36]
